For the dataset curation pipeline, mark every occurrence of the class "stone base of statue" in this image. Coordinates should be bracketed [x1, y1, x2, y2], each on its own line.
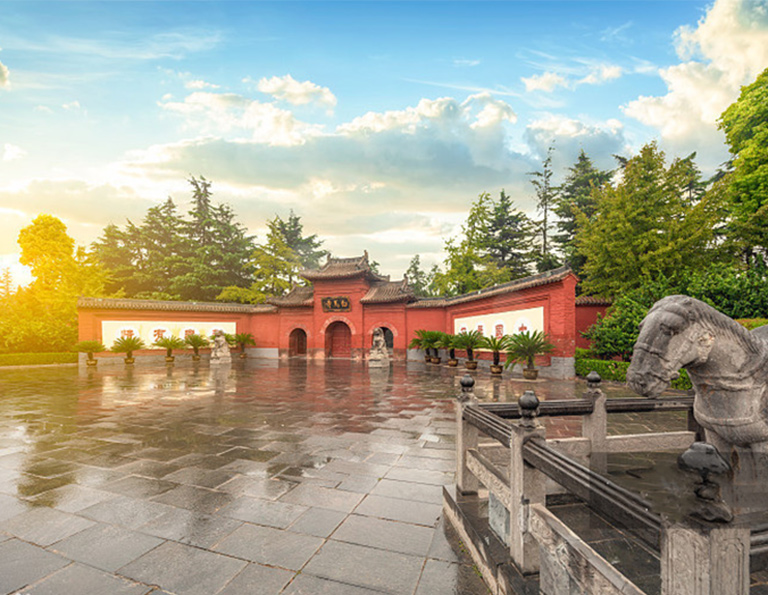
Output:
[368, 353, 390, 368]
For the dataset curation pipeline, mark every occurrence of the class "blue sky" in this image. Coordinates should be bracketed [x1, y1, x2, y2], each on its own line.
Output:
[1, 0, 767, 286]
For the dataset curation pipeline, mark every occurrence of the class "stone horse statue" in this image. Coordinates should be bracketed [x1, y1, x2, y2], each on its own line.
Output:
[627, 295, 768, 451]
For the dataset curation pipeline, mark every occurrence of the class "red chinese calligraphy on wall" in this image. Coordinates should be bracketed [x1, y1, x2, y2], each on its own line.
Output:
[120, 329, 134, 338]
[153, 329, 167, 341]
[495, 324, 504, 338]
[477, 325, 484, 336]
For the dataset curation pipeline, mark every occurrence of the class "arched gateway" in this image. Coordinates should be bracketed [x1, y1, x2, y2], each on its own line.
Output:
[288, 328, 307, 356]
[325, 321, 352, 358]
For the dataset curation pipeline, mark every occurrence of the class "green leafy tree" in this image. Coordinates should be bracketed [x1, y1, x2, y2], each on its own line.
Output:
[553, 150, 612, 276]
[0, 215, 108, 353]
[481, 191, 536, 278]
[217, 216, 303, 303]
[405, 255, 437, 297]
[92, 177, 256, 301]
[576, 142, 722, 297]
[272, 210, 327, 275]
[0, 268, 13, 300]
[432, 192, 530, 296]
[718, 67, 768, 265]
[529, 147, 560, 272]
[583, 295, 650, 362]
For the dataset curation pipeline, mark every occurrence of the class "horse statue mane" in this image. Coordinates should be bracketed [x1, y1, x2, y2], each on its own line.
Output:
[627, 295, 768, 449]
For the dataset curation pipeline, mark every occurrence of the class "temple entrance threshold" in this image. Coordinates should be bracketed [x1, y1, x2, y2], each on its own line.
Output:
[325, 321, 352, 357]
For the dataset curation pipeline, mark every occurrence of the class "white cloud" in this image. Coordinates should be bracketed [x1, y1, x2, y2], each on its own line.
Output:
[2, 144, 26, 162]
[255, 74, 337, 109]
[62, 100, 81, 110]
[523, 63, 623, 93]
[454, 58, 480, 67]
[623, 0, 768, 169]
[524, 114, 629, 173]
[185, 79, 220, 90]
[521, 71, 569, 93]
[159, 91, 321, 145]
[578, 64, 623, 86]
[0, 59, 8, 87]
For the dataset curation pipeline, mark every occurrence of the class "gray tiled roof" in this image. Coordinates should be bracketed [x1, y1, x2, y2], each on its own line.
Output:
[267, 285, 314, 307]
[360, 280, 416, 304]
[301, 253, 389, 283]
[407, 266, 574, 309]
[77, 297, 275, 313]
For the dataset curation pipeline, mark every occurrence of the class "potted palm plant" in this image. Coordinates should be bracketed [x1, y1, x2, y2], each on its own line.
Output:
[422, 330, 444, 364]
[184, 333, 209, 361]
[481, 335, 510, 375]
[74, 340, 106, 366]
[454, 330, 483, 370]
[111, 336, 146, 364]
[505, 330, 555, 380]
[154, 335, 185, 363]
[233, 332, 256, 358]
[408, 330, 430, 362]
[438, 333, 458, 367]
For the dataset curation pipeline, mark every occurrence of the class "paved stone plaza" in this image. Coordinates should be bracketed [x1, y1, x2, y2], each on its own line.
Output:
[0, 360, 690, 594]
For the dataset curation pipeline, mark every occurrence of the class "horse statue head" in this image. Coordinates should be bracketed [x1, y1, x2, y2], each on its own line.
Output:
[627, 296, 718, 398]
[628, 295, 768, 448]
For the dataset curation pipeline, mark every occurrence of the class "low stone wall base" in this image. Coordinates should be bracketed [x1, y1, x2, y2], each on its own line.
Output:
[442, 485, 539, 595]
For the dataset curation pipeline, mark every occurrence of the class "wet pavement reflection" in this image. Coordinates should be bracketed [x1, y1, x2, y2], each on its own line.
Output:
[0, 360, 695, 594]
[1, 360, 504, 594]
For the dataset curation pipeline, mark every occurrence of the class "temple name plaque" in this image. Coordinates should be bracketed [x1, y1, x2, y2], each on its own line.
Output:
[321, 297, 351, 312]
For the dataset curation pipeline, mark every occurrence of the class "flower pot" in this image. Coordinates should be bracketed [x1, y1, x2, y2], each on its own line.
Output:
[239, 352, 247, 359]
[431, 356, 441, 364]
[465, 360, 478, 370]
[124, 357, 135, 365]
[490, 364, 503, 375]
[165, 356, 175, 364]
[447, 359, 458, 367]
[192, 354, 201, 362]
[86, 358, 98, 367]
[522, 368, 539, 380]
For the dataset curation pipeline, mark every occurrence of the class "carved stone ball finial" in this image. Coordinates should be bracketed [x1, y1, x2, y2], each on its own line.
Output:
[586, 371, 602, 390]
[519, 390, 539, 427]
[458, 373, 475, 402]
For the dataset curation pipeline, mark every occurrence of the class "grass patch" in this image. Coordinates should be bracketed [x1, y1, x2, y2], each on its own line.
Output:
[0, 352, 78, 367]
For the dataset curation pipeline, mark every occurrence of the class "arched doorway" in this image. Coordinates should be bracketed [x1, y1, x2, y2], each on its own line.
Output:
[289, 328, 307, 356]
[375, 327, 394, 350]
[325, 321, 352, 358]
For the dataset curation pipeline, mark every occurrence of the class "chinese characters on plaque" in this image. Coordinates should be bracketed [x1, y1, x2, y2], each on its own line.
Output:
[321, 297, 351, 312]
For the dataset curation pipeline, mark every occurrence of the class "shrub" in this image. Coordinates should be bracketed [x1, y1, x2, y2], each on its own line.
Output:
[735, 318, 768, 330]
[582, 295, 649, 361]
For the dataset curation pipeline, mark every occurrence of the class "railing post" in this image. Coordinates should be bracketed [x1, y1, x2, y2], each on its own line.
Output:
[508, 390, 546, 574]
[662, 442, 750, 594]
[661, 521, 750, 594]
[582, 371, 607, 472]
[456, 373, 479, 495]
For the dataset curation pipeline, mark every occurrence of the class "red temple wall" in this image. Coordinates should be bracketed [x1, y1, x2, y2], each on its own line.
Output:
[77, 273, 579, 363]
[575, 304, 609, 349]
